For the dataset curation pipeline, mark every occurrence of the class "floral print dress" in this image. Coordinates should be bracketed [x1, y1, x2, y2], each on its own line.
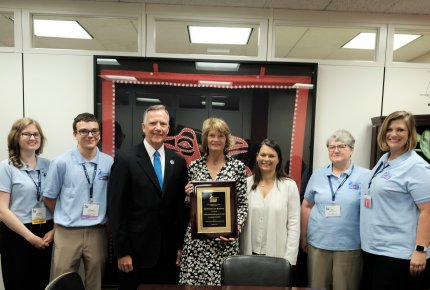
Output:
[179, 155, 248, 285]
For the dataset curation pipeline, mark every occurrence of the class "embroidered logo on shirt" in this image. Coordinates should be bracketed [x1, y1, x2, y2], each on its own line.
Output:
[381, 171, 392, 180]
[97, 170, 109, 180]
[348, 181, 360, 190]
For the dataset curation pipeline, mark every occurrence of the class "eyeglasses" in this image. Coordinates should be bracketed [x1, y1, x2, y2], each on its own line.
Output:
[76, 129, 100, 136]
[327, 144, 349, 151]
[21, 132, 40, 138]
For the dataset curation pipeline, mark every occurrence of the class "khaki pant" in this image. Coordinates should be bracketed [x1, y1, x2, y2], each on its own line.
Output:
[307, 244, 362, 290]
[52, 224, 107, 290]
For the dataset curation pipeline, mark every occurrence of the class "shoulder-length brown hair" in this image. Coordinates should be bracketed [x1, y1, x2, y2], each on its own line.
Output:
[200, 117, 234, 155]
[377, 111, 417, 152]
[7, 118, 46, 168]
[251, 139, 289, 191]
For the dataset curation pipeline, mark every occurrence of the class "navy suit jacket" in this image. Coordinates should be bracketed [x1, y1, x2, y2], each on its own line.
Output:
[108, 142, 188, 268]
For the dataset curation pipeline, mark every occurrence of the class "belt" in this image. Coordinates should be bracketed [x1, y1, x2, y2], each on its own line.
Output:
[56, 224, 105, 229]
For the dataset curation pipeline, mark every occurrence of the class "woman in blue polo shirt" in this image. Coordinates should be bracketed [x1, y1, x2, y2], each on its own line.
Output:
[361, 111, 430, 290]
[0, 118, 53, 290]
[300, 129, 369, 290]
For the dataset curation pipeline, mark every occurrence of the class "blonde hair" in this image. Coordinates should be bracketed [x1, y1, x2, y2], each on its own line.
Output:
[201, 117, 234, 155]
[377, 111, 417, 152]
[7, 118, 46, 168]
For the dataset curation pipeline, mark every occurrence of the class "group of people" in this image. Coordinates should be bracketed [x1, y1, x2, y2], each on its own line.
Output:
[300, 111, 430, 290]
[0, 106, 429, 290]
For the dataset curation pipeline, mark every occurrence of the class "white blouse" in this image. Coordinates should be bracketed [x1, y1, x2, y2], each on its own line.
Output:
[240, 176, 301, 265]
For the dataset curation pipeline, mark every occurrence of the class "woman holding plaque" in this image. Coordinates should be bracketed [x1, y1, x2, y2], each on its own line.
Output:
[0, 118, 53, 290]
[179, 117, 248, 285]
[240, 139, 300, 266]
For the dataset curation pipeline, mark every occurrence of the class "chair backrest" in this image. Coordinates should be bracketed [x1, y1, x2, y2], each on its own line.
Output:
[45, 271, 85, 290]
[221, 255, 292, 287]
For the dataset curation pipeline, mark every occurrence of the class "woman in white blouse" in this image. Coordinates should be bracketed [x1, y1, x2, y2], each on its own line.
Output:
[241, 139, 301, 265]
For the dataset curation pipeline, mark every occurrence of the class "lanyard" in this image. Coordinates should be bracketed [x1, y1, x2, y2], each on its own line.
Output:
[328, 173, 350, 202]
[367, 161, 390, 190]
[26, 170, 42, 202]
[82, 163, 98, 201]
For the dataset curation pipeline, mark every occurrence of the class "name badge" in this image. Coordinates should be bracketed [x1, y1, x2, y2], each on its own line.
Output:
[32, 207, 47, 224]
[82, 202, 100, 220]
[364, 194, 372, 209]
[325, 204, 341, 217]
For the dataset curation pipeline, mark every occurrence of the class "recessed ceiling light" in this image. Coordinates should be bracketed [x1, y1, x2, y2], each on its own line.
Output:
[196, 62, 240, 71]
[393, 34, 421, 50]
[198, 80, 232, 86]
[188, 26, 252, 45]
[202, 101, 225, 107]
[103, 75, 137, 81]
[33, 19, 92, 39]
[136, 97, 161, 103]
[97, 58, 120, 65]
[343, 32, 375, 50]
[292, 83, 314, 89]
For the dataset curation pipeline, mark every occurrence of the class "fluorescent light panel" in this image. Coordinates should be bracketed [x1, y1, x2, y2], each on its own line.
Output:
[393, 34, 421, 50]
[196, 62, 240, 71]
[343, 32, 421, 50]
[104, 75, 137, 81]
[97, 58, 120, 65]
[202, 101, 225, 107]
[136, 97, 161, 103]
[198, 80, 232, 86]
[188, 26, 252, 45]
[343, 32, 375, 49]
[34, 19, 92, 39]
[293, 83, 314, 89]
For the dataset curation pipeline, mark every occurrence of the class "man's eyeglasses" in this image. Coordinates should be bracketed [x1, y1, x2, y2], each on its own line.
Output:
[76, 129, 100, 136]
[21, 132, 40, 138]
[327, 144, 349, 151]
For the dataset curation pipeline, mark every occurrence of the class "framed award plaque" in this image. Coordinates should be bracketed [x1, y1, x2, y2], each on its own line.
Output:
[190, 180, 238, 239]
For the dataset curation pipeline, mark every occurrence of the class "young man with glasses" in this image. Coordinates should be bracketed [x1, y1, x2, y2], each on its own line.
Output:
[43, 112, 113, 290]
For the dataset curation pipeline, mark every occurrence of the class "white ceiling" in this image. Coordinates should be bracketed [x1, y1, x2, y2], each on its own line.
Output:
[2, 0, 430, 62]
[70, 0, 430, 16]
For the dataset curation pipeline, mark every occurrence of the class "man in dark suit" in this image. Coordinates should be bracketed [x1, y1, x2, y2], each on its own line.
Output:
[108, 105, 188, 290]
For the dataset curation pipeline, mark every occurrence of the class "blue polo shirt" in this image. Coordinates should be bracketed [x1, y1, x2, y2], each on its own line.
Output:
[304, 163, 370, 250]
[0, 157, 52, 224]
[43, 147, 113, 227]
[360, 151, 430, 259]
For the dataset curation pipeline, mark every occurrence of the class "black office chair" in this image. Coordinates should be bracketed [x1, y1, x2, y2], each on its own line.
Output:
[44, 271, 85, 290]
[221, 255, 292, 287]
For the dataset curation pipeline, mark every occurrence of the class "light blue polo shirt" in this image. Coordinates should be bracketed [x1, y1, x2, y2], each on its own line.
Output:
[360, 151, 430, 259]
[304, 163, 370, 250]
[0, 157, 52, 224]
[43, 147, 113, 227]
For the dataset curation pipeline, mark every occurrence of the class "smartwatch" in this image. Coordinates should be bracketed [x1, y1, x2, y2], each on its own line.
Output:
[415, 245, 428, 253]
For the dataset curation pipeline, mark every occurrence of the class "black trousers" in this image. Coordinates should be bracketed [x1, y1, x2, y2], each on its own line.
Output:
[363, 251, 430, 290]
[0, 220, 53, 290]
[117, 256, 179, 290]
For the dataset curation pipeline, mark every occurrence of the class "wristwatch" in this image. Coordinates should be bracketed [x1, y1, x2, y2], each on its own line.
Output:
[415, 245, 428, 253]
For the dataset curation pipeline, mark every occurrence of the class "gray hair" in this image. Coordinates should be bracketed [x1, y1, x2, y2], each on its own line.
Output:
[142, 104, 170, 124]
[326, 129, 355, 148]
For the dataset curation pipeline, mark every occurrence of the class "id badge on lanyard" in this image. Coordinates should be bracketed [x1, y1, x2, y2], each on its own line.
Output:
[26, 170, 46, 224]
[32, 207, 47, 224]
[82, 202, 100, 220]
[325, 204, 341, 217]
[81, 163, 100, 220]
